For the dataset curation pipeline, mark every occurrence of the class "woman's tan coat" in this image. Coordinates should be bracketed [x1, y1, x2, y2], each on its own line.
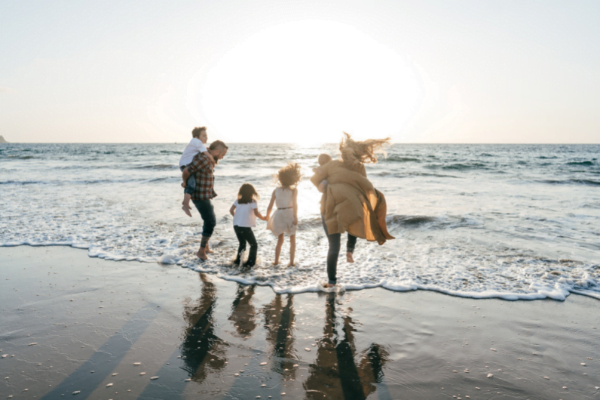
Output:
[311, 159, 394, 245]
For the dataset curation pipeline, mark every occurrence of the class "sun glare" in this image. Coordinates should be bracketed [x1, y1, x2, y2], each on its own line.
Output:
[198, 20, 421, 143]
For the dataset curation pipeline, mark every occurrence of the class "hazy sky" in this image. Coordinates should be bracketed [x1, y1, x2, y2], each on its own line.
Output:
[1, 1, 599, 143]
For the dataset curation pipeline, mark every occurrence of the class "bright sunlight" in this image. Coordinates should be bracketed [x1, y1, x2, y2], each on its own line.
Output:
[198, 20, 422, 143]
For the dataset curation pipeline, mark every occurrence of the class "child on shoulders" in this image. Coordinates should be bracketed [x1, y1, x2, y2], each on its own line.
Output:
[179, 127, 215, 217]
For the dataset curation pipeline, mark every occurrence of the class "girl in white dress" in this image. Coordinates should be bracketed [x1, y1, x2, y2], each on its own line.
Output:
[266, 163, 302, 266]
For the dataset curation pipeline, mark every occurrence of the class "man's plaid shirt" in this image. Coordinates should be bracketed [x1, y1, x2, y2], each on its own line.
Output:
[187, 152, 217, 201]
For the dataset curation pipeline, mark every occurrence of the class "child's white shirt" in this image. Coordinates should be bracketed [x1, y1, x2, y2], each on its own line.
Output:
[179, 138, 207, 166]
[233, 200, 258, 228]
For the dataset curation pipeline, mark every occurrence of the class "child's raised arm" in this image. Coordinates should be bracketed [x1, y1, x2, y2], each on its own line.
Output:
[266, 190, 276, 221]
[292, 188, 298, 226]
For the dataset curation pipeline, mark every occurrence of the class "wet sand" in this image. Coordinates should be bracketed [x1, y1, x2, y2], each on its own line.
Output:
[1, 246, 599, 400]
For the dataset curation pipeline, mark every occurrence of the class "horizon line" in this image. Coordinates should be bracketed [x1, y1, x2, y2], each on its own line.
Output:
[1, 142, 599, 145]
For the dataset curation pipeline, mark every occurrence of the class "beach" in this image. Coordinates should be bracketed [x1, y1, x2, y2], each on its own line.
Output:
[1, 246, 599, 399]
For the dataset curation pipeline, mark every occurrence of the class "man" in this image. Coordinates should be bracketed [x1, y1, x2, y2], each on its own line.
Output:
[182, 140, 229, 260]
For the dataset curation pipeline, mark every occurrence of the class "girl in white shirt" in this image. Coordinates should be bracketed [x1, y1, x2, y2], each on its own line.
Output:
[179, 127, 215, 217]
[229, 183, 267, 267]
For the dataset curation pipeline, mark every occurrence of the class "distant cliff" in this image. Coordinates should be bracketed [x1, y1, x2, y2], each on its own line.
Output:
[0, 136, 7, 143]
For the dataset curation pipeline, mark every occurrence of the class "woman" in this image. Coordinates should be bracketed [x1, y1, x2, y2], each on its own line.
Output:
[311, 133, 395, 288]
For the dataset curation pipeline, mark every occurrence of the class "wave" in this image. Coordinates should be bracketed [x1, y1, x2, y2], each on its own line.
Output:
[0, 177, 176, 186]
[566, 161, 595, 166]
[133, 164, 179, 170]
[539, 179, 600, 186]
[373, 171, 460, 179]
[383, 156, 420, 163]
[425, 162, 489, 171]
[387, 215, 437, 226]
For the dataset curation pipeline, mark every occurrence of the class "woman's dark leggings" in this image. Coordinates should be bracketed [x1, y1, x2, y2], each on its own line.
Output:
[233, 226, 257, 266]
[321, 216, 357, 285]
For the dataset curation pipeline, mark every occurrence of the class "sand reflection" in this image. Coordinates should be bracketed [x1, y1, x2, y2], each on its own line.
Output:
[180, 273, 227, 381]
[228, 284, 258, 337]
[262, 294, 297, 378]
[304, 293, 389, 399]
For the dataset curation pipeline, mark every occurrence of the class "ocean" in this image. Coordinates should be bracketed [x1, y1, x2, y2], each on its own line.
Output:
[1, 143, 599, 300]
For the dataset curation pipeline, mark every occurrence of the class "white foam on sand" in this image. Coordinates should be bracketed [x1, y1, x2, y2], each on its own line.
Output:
[1, 195, 599, 300]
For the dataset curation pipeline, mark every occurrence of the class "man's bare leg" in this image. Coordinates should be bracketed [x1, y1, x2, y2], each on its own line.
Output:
[182, 193, 192, 217]
[197, 236, 210, 260]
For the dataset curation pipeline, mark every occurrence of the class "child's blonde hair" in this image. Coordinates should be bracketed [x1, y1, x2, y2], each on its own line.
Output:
[339, 132, 390, 164]
[276, 163, 302, 189]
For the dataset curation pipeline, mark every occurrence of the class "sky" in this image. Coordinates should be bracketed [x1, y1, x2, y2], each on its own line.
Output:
[1, 0, 599, 144]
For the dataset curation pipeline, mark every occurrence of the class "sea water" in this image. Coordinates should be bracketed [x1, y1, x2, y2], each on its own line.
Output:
[1, 143, 599, 300]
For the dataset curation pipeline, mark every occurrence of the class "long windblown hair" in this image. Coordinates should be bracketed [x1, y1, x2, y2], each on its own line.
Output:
[339, 132, 390, 164]
[237, 183, 260, 204]
[276, 162, 302, 189]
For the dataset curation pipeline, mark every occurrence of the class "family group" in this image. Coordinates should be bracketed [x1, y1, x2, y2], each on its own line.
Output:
[178, 127, 393, 288]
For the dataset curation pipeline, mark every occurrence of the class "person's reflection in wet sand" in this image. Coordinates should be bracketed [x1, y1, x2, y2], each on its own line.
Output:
[262, 294, 296, 379]
[304, 293, 389, 400]
[228, 284, 257, 337]
[180, 273, 227, 382]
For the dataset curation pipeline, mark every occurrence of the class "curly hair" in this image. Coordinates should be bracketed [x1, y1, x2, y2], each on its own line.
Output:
[237, 183, 260, 204]
[276, 162, 302, 189]
[339, 132, 390, 164]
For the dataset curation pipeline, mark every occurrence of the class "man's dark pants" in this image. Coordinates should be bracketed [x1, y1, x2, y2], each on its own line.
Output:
[192, 199, 216, 238]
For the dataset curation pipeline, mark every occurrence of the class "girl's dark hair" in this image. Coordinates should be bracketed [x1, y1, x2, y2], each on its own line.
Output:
[276, 163, 302, 189]
[238, 183, 260, 204]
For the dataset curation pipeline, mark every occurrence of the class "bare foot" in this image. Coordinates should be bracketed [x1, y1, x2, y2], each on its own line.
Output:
[346, 252, 354, 263]
[182, 204, 192, 217]
[197, 248, 208, 260]
[324, 283, 336, 288]
[272, 261, 280, 266]
[287, 261, 296, 267]
[205, 245, 214, 254]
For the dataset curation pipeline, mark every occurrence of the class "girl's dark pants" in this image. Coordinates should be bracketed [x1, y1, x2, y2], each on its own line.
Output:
[321, 216, 357, 285]
[233, 225, 257, 266]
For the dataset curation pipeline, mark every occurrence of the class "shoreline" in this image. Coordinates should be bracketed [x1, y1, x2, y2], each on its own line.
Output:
[1, 246, 599, 399]
[3, 244, 598, 302]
